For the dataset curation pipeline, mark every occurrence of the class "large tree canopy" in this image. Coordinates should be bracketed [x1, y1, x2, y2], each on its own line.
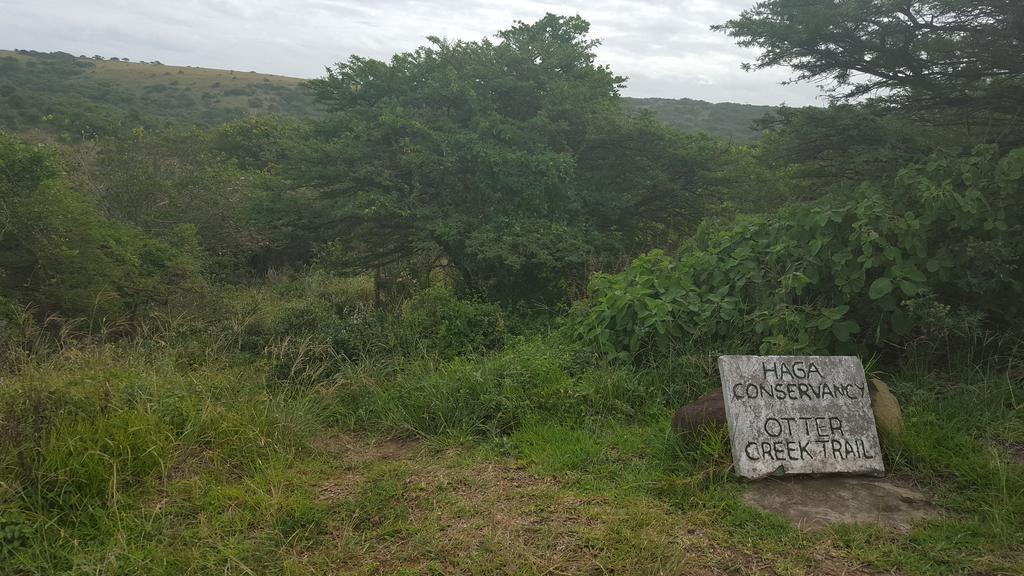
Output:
[716, 1, 1024, 125]
[291, 14, 723, 302]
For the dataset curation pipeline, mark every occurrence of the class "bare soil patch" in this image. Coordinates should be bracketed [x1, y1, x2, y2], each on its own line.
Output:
[317, 470, 366, 502]
[997, 440, 1024, 466]
[311, 433, 418, 463]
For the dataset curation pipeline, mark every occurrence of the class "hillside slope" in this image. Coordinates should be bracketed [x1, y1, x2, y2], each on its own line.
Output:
[623, 97, 773, 142]
[0, 50, 317, 136]
[0, 50, 771, 140]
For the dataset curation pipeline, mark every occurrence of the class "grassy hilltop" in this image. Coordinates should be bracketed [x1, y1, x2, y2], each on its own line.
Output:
[0, 49, 770, 140]
[0, 50, 318, 136]
[624, 97, 774, 141]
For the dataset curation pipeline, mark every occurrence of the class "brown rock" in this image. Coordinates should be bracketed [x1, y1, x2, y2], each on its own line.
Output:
[671, 388, 726, 434]
[869, 378, 904, 438]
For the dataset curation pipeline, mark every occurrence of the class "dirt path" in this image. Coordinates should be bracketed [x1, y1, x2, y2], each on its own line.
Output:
[308, 434, 883, 575]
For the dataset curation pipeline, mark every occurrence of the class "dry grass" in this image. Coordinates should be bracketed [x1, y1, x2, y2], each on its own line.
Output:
[306, 434, 879, 575]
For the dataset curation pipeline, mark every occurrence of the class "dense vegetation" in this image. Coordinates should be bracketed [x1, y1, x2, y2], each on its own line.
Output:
[0, 49, 771, 142]
[1, 6, 1022, 574]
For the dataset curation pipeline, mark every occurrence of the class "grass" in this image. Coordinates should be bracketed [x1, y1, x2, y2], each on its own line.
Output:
[1, 279, 1022, 574]
[79, 55, 317, 120]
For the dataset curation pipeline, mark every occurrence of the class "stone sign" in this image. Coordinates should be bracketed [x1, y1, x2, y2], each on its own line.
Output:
[719, 355, 884, 479]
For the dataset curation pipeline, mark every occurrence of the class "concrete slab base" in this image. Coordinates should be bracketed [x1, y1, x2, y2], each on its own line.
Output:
[743, 476, 940, 532]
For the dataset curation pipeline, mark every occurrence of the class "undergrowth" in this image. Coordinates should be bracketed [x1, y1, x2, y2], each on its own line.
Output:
[1, 273, 1021, 574]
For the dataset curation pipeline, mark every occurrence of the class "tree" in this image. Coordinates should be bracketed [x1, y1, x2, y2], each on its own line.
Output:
[66, 127, 277, 277]
[715, 1, 1024, 132]
[753, 103, 942, 196]
[294, 14, 722, 303]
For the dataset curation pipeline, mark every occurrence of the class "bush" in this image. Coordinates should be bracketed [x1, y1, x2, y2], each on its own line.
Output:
[223, 273, 378, 379]
[575, 146, 1024, 360]
[67, 127, 279, 277]
[0, 507, 32, 558]
[397, 285, 507, 358]
[0, 133, 204, 321]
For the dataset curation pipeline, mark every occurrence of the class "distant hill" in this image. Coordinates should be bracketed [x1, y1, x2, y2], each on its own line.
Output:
[623, 97, 774, 142]
[0, 50, 317, 137]
[0, 50, 772, 141]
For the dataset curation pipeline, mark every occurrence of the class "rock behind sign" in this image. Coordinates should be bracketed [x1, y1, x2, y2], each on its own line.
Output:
[671, 388, 727, 434]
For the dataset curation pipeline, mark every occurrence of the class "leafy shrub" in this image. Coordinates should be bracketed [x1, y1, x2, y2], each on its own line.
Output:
[0, 133, 203, 321]
[576, 146, 1024, 359]
[397, 285, 507, 358]
[68, 127, 279, 277]
[209, 115, 309, 171]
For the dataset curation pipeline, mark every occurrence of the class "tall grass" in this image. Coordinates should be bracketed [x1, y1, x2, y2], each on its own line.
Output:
[0, 344, 327, 567]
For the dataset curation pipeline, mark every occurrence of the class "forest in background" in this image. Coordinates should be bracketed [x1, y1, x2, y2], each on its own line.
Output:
[1, 2, 1022, 574]
[0, 49, 771, 142]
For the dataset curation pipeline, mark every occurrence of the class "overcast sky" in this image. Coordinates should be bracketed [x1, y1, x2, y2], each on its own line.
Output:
[0, 0, 825, 105]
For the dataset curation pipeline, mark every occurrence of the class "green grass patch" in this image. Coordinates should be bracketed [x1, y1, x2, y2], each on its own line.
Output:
[1, 318, 1021, 574]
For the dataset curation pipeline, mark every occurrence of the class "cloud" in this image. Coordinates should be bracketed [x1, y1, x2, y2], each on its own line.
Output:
[0, 0, 825, 105]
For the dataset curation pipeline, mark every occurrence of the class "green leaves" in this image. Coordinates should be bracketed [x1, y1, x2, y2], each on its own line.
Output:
[715, 0, 1024, 129]
[831, 319, 861, 343]
[300, 15, 726, 304]
[0, 133, 203, 319]
[576, 145, 1024, 360]
[868, 277, 894, 300]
